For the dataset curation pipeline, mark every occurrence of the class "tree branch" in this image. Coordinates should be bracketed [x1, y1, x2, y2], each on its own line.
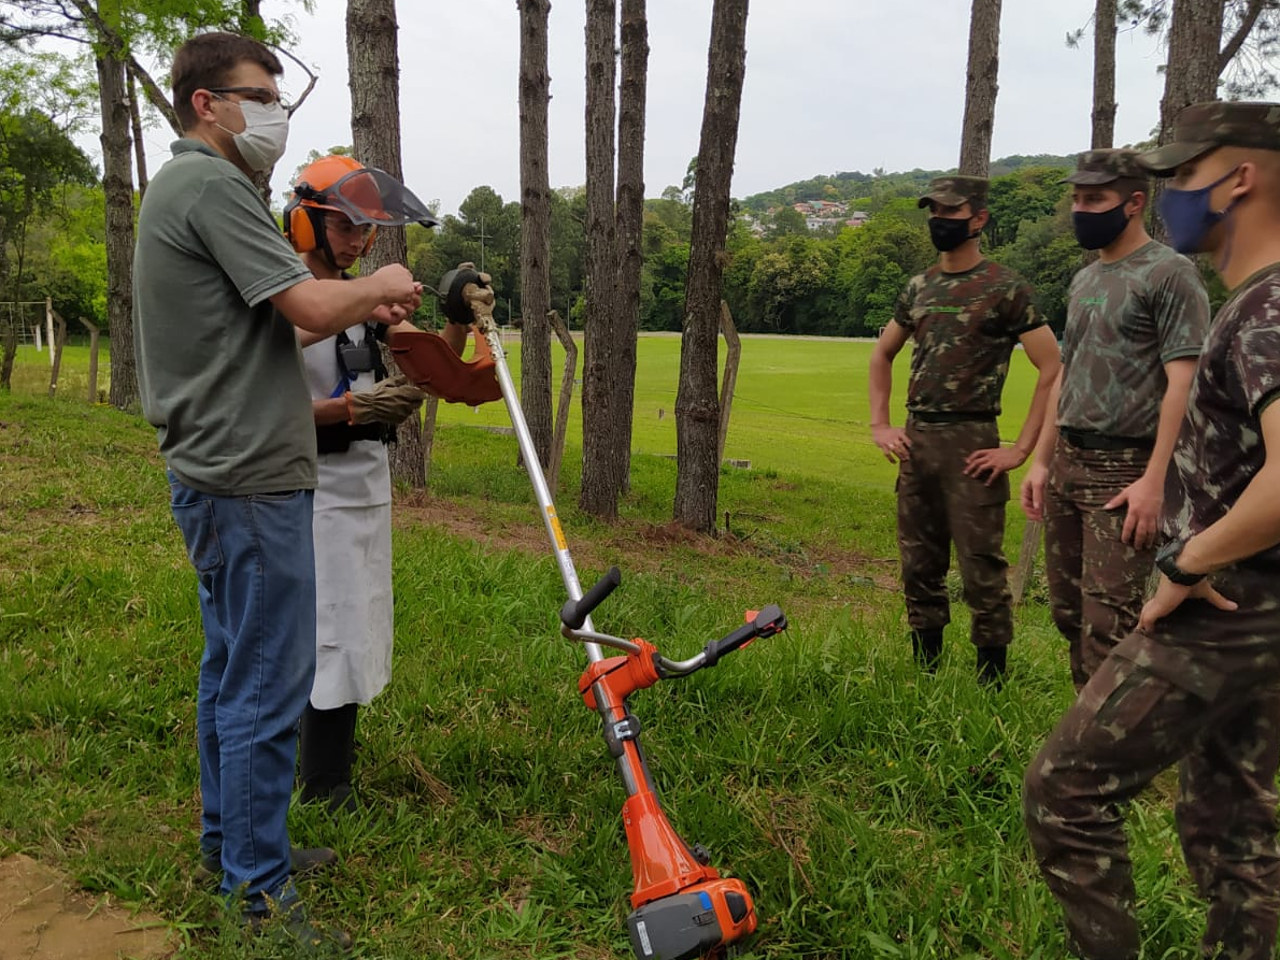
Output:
[1219, 0, 1267, 74]
[270, 43, 318, 116]
[127, 55, 180, 136]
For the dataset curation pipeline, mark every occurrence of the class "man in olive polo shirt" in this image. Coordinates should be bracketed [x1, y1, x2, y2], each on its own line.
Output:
[133, 31, 420, 945]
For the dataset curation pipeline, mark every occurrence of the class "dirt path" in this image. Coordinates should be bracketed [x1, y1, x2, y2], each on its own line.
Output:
[0, 855, 174, 960]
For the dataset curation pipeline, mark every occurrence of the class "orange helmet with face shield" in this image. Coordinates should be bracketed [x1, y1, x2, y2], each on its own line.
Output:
[284, 155, 439, 259]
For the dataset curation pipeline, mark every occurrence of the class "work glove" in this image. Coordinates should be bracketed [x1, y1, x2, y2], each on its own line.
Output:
[345, 375, 426, 426]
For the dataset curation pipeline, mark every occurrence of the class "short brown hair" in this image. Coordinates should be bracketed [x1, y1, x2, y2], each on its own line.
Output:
[1112, 176, 1149, 204]
[171, 32, 282, 131]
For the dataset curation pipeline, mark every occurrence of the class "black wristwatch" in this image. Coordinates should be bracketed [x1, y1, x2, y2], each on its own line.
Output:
[1155, 539, 1205, 586]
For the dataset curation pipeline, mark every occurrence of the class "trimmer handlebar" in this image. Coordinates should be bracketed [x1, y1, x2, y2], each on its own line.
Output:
[701, 604, 787, 668]
[561, 566, 622, 631]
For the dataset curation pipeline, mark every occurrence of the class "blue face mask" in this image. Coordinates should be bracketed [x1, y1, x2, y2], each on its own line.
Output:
[1157, 166, 1240, 255]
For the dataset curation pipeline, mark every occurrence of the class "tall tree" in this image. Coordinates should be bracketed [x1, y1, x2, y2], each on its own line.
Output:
[958, 0, 1003, 177]
[1158, 0, 1225, 140]
[95, 33, 136, 409]
[579, 0, 620, 518]
[613, 0, 648, 493]
[347, 0, 427, 488]
[517, 0, 553, 469]
[1092, 0, 1117, 148]
[673, 0, 748, 533]
[1126, 1, 1280, 98]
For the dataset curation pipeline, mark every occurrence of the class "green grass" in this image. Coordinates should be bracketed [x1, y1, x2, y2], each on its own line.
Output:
[0, 343, 1204, 959]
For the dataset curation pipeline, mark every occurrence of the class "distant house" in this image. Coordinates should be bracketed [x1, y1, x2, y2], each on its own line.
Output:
[845, 210, 871, 228]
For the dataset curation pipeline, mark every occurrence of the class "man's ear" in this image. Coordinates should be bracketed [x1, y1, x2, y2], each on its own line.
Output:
[1126, 191, 1147, 217]
[971, 208, 991, 231]
[1229, 161, 1257, 205]
[190, 89, 219, 125]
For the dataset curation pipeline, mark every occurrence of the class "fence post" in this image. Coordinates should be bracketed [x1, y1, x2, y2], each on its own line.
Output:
[45, 298, 55, 369]
[718, 301, 741, 465]
[79, 318, 101, 402]
[47, 309, 67, 398]
[547, 309, 578, 498]
[1011, 519, 1043, 605]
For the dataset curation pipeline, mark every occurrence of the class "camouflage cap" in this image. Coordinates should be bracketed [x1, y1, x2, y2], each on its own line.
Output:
[917, 175, 989, 210]
[1140, 101, 1280, 176]
[1062, 148, 1148, 185]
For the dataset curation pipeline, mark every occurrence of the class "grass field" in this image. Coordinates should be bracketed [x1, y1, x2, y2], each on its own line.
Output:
[0, 342, 1206, 959]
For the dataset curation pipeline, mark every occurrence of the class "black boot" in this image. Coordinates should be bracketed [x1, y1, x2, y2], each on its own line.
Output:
[299, 703, 359, 813]
[911, 628, 944, 672]
[976, 646, 1007, 686]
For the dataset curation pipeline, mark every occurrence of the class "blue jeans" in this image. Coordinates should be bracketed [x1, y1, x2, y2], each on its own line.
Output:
[168, 471, 316, 913]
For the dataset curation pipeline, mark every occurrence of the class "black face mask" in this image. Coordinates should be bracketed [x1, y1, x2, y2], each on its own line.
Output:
[928, 216, 976, 252]
[1072, 202, 1131, 251]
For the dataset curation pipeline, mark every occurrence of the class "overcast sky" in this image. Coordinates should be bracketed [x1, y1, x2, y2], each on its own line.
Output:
[129, 0, 1172, 215]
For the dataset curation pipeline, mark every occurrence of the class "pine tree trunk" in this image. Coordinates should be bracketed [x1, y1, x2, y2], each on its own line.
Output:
[1091, 0, 1117, 149]
[614, 0, 648, 496]
[98, 52, 137, 410]
[958, 0, 1003, 177]
[579, 0, 620, 518]
[1159, 0, 1223, 141]
[1152, 0, 1224, 241]
[347, 0, 426, 488]
[518, 0, 554, 469]
[674, 0, 748, 534]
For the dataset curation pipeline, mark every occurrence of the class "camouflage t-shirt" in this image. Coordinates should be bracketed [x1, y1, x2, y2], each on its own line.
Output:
[1058, 241, 1209, 438]
[1163, 263, 1280, 572]
[894, 260, 1042, 416]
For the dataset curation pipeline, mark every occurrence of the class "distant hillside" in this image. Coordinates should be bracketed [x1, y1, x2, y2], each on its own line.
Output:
[739, 153, 1076, 213]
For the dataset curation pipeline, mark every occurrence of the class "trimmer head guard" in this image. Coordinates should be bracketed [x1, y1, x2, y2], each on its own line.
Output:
[388, 328, 502, 406]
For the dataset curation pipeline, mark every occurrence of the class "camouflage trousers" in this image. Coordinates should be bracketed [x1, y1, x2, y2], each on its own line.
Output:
[1024, 574, 1280, 960]
[1044, 438, 1156, 688]
[896, 418, 1012, 648]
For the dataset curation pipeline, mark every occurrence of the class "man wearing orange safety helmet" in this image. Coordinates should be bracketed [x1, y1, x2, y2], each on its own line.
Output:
[283, 154, 466, 812]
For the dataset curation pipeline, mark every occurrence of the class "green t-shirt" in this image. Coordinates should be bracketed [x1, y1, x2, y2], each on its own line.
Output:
[1058, 240, 1209, 439]
[893, 259, 1042, 416]
[133, 139, 316, 495]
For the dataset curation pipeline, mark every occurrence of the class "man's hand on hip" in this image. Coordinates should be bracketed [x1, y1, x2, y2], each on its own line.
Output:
[964, 446, 1024, 486]
[872, 424, 911, 464]
[1104, 472, 1164, 550]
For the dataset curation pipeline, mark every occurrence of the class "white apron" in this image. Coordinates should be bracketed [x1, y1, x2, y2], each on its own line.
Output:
[303, 325, 394, 710]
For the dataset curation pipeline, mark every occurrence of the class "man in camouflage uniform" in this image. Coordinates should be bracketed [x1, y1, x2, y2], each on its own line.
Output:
[1021, 150, 1209, 689]
[1024, 101, 1280, 960]
[870, 175, 1061, 683]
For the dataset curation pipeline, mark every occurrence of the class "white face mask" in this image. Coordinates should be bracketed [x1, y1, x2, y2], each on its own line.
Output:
[216, 99, 289, 172]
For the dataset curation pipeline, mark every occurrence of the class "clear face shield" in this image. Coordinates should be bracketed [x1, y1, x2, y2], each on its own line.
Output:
[319, 166, 440, 229]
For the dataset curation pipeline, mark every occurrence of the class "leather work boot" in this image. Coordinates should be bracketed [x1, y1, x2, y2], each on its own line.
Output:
[976, 646, 1007, 687]
[911, 628, 944, 672]
[245, 901, 352, 955]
